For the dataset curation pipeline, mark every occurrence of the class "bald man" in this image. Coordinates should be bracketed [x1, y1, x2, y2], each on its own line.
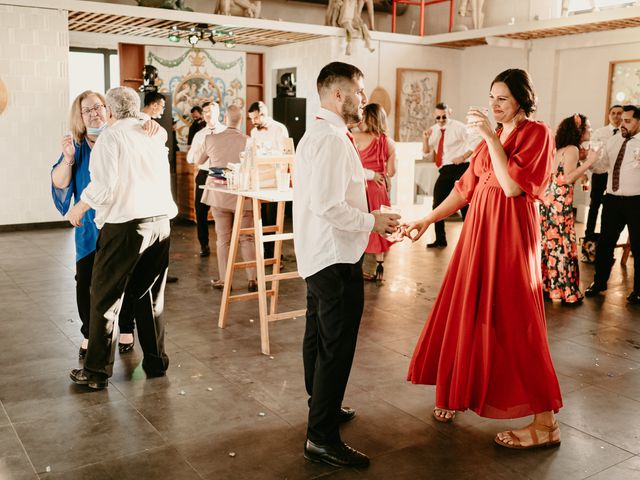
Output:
[198, 106, 257, 292]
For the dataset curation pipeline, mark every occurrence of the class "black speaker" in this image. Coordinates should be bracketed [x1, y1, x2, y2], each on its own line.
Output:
[272, 97, 306, 147]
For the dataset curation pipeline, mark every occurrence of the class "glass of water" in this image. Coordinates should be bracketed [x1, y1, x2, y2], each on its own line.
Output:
[466, 106, 489, 134]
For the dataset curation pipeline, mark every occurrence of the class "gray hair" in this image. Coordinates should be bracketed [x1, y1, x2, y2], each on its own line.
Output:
[105, 86, 141, 120]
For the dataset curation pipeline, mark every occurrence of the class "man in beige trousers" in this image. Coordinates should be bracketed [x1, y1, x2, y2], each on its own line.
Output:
[198, 105, 258, 292]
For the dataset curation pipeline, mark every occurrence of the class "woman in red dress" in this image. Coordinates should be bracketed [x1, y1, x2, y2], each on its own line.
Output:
[353, 103, 397, 281]
[403, 69, 563, 449]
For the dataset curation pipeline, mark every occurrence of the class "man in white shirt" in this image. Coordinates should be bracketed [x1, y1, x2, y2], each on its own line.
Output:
[66, 86, 178, 390]
[421, 102, 480, 248]
[142, 91, 168, 145]
[248, 101, 289, 259]
[586, 104, 623, 239]
[585, 105, 640, 304]
[294, 62, 399, 468]
[186, 101, 226, 257]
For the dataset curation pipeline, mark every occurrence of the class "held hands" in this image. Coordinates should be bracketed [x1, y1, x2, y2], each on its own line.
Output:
[371, 210, 400, 235]
[401, 218, 431, 242]
[61, 135, 75, 161]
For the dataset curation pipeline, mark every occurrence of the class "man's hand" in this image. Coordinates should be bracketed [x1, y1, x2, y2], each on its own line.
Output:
[371, 210, 400, 235]
[422, 129, 432, 140]
[143, 119, 161, 137]
[67, 201, 90, 227]
[451, 155, 465, 165]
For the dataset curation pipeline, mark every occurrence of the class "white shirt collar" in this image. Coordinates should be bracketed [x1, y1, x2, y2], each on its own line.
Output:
[316, 108, 348, 132]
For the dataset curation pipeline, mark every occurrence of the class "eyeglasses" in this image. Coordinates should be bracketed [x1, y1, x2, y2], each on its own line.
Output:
[435, 115, 447, 120]
[81, 104, 105, 116]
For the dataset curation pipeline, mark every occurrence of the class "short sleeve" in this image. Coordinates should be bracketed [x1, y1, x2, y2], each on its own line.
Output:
[454, 147, 481, 203]
[508, 122, 554, 200]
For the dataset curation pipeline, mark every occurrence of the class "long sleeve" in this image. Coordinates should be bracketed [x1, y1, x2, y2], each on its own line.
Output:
[80, 131, 119, 209]
[187, 128, 207, 164]
[51, 153, 74, 216]
[308, 135, 374, 233]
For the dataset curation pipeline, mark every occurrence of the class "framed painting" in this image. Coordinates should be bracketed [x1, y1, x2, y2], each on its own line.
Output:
[606, 59, 640, 122]
[394, 68, 441, 142]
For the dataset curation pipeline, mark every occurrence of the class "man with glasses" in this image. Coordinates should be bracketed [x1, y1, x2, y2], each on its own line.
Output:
[143, 92, 167, 144]
[421, 102, 479, 248]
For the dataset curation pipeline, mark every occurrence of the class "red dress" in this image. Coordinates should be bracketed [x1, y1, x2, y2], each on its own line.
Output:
[359, 134, 392, 254]
[407, 120, 563, 419]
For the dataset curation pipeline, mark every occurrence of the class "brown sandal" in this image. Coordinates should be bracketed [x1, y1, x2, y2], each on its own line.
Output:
[432, 407, 456, 423]
[494, 421, 561, 450]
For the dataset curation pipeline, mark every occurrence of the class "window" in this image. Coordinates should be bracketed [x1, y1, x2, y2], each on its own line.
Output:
[566, 0, 636, 14]
[68, 48, 119, 104]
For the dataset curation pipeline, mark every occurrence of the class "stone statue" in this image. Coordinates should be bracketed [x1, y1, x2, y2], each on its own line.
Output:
[215, 0, 261, 18]
[136, 0, 193, 11]
[458, 0, 485, 29]
[327, 0, 375, 55]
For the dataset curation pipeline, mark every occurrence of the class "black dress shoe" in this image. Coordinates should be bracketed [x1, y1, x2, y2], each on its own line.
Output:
[627, 292, 640, 304]
[304, 439, 369, 468]
[70, 368, 108, 390]
[338, 406, 356, 423]
[78, 346, 87, 359]
[427, 240, 447, 249]
[585, 282, 607, 297]
[118, 338, 135, 354]
[199, 246, 210, 257]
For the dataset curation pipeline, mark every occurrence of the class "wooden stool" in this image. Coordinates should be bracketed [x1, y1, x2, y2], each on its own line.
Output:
[216, 188, 304, 355]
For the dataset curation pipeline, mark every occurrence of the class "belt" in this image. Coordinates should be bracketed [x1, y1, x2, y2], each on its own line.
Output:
[136, 215, 168, 224]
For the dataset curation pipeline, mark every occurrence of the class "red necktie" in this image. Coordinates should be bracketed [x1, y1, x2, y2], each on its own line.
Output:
[612, 137, 630, 192]
[346, 130, 359, 152]
[435, 128, 445, 167]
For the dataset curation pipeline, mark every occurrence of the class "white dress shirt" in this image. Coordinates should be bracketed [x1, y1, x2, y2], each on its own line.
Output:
[250, 117, 289, 152]
[81, 117, 178, 228]
[187, 122, 227, 171]
[601, 133, 640, 196]
[428, 119, 480, 166]
[293, 108, 375, 279]
[591, 124, 621, 174]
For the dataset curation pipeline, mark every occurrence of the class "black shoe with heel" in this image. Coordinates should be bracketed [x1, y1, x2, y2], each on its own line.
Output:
[364, 261, 384, 282]
[118, 338, 135, 354]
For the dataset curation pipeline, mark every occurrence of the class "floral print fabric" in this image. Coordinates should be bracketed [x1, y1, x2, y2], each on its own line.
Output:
[540, 159, 584, 303]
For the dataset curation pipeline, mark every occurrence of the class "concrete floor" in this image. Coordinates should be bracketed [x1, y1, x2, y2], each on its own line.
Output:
[0, 220, 639, 480]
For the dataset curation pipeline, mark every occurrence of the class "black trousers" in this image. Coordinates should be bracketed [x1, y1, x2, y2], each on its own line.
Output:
[432, 163, 470, 242]
[84, 218, 171, 380]
[303, 258, 364, 444]
[585, 172, 608, 238]
[594, 194, 640, 293]
[261, 202, 277, 259]
[75, 251, 134, 340]
[195, 169, 210, 250]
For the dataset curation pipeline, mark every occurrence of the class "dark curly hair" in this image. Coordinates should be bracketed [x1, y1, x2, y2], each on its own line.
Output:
[491, 69, 537, 116]
[555, 114, 588, 149]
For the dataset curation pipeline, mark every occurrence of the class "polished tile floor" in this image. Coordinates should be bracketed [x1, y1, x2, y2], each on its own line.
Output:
[0, 221, 639, 480]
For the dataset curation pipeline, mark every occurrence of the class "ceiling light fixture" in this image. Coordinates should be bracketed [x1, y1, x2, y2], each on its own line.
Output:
[167, 24, 235, 47]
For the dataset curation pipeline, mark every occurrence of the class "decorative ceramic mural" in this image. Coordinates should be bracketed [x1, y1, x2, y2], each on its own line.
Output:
[146, 46, 245, 146]
[394, 68, 441, 142]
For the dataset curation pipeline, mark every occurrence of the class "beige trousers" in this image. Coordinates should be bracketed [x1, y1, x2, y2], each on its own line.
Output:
[211, 206, 257, 281]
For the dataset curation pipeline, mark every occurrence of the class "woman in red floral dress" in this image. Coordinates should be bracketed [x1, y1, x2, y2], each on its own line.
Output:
[403, 69, 563, 449]
[540, 114, 598, 304]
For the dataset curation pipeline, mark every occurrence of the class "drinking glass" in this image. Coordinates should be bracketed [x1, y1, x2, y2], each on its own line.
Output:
[380, 205, 403, 242]
[466, 106, 489, 134]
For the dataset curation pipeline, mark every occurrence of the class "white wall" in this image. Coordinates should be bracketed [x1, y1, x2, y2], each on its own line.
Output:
[265, 36, 463, 134]
[0, 5, 69, 225]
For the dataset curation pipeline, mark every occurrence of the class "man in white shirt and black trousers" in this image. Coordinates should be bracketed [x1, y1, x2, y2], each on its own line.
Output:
[293, 62, 399, 468]
[585, 105, 640, 304]
[421, 102, 479, 248]
[66, 86, 178, 389]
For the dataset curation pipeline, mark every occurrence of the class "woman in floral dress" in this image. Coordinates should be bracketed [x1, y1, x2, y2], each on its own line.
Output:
[540, 114, 598, 304]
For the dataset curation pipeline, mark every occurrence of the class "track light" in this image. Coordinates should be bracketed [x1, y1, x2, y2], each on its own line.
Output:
[187, 32, 200, 45]
[209, 35, 217, 46]
[168, 26, 180, 42]
[167, 24, 235, 46]
[224, 40, 236, 48]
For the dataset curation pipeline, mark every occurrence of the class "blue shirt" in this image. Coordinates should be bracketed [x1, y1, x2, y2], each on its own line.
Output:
[51, 139, 99, 262]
